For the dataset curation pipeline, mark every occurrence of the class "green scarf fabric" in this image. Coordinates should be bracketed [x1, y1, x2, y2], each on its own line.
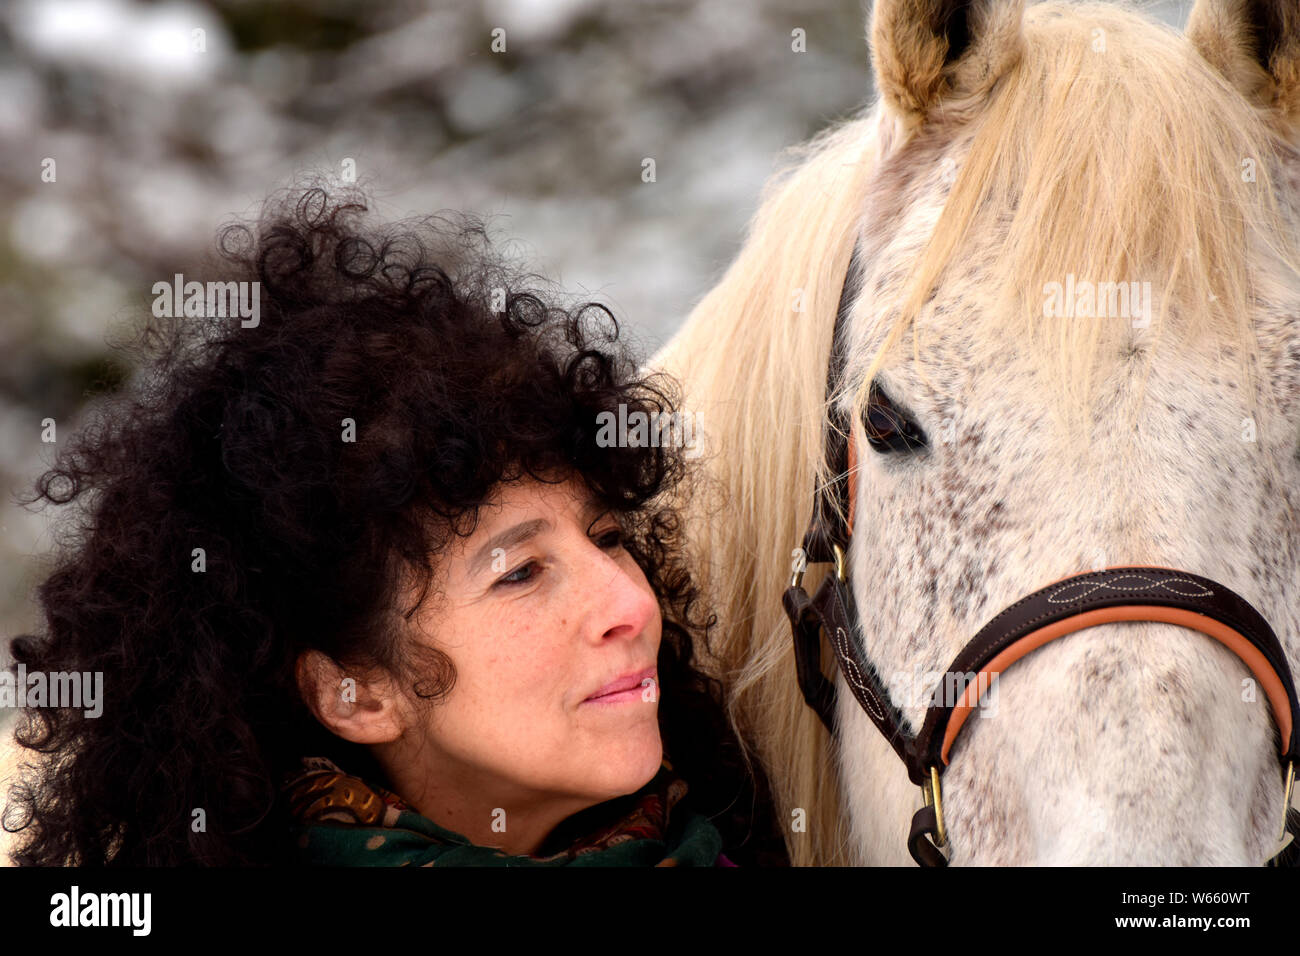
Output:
[284, 756, 723, 867]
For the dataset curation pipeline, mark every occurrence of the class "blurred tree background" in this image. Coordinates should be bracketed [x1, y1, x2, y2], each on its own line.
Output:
[0, 0, 1189, 656]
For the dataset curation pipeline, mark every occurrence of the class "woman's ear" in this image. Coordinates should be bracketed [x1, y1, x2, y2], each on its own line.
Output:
[295, 649, 406, 745]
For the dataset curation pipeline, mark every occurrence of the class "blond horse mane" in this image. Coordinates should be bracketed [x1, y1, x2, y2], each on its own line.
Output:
[653, 116, 885, 865]
[654, 0, 1300, 867]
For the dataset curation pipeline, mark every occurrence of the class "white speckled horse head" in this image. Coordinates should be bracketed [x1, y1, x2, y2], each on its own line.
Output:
[654, 0, 1300, 865]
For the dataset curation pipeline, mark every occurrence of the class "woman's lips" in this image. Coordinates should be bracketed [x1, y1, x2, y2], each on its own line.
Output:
[582, 666, 657, 705]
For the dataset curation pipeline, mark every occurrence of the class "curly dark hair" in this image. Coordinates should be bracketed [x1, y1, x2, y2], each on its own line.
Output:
[4, 184, 783, 866]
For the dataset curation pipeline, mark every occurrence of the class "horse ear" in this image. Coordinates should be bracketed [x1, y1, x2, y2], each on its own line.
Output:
[1187, 0, 1300, 131]
[869, 0, 1026, 125]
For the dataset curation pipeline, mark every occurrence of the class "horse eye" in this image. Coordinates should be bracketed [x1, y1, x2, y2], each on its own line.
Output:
[863, 381, 928, 453]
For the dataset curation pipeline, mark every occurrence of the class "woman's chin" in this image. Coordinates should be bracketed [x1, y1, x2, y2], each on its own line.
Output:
[585, 731, 664, 801]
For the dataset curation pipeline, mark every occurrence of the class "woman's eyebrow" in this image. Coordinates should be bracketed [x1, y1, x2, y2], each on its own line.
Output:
[468, 518, 550, 576]
[468, 496, 612, 577]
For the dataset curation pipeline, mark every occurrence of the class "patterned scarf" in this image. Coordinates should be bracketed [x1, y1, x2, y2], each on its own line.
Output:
[284, 756, 724, 867]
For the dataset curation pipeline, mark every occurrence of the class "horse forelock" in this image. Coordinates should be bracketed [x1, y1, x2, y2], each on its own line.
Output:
[847, 0, 1300, 449]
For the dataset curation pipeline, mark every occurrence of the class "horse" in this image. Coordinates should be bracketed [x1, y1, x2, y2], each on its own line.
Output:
[653, 0, 1300, 865]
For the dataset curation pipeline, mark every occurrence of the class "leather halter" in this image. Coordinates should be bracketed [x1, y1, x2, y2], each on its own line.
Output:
[783, 246, 1300, 866]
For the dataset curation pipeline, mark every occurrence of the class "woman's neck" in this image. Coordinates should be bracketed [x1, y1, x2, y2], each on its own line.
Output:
[373, 746, 592, 857]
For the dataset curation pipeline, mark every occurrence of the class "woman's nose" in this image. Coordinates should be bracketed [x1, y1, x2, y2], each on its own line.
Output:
[581, 544, 658, 643]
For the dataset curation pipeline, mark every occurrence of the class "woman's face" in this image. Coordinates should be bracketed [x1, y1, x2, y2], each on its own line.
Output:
[360, 475, 665, 846]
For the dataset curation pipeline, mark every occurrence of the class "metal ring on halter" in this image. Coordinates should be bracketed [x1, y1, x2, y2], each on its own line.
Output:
[832, 543, 847, 582]
[921, 766, 948, 848]
[1283, 761, 1296, 845]
[789, 542, 848, 589]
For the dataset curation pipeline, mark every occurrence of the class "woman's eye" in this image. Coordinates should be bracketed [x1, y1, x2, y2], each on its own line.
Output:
[864, 380, 928, 454]
[497, 561, 538, 587]
[494, 528, 623, 589]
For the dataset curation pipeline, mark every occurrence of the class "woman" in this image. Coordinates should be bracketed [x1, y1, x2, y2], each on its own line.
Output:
[4, 185, 784, 867]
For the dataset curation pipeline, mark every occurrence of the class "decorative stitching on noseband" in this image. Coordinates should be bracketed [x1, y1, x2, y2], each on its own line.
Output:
[940, 570, 1282, 700]
[960, 581, 1273, 680]
[1046, 573, 1214, 604]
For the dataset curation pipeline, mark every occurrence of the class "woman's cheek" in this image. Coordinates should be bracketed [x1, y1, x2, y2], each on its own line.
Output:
[497, 618, 565, 709]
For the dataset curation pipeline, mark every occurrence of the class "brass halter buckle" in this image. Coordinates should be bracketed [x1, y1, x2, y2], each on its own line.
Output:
[921, 766, 948, 848]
